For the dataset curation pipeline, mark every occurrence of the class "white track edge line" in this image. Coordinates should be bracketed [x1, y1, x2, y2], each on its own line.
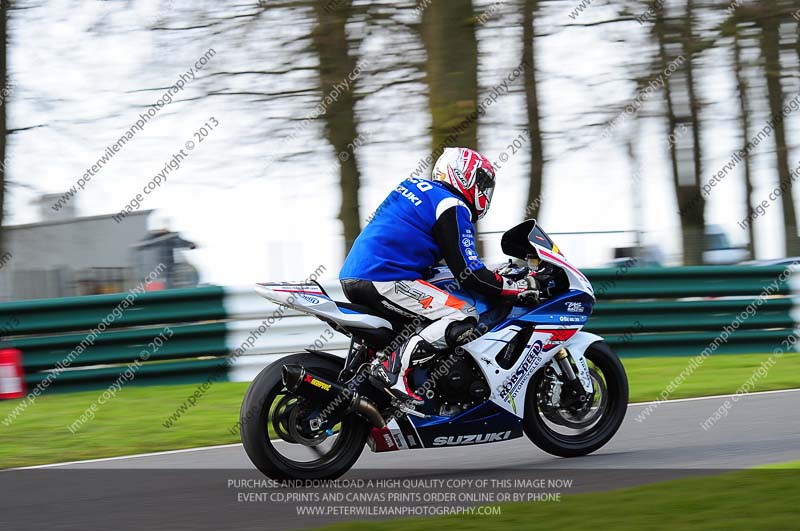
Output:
[8, 387, 800, 470]
[628, 387, 800, 406]
[6, 443, 244, 470]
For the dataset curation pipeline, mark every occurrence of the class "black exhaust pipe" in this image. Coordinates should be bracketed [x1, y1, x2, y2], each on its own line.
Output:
[282, 365, 385, 429]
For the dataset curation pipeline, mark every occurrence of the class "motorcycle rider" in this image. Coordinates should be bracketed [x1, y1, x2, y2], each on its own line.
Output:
[340, 147, 540, 406]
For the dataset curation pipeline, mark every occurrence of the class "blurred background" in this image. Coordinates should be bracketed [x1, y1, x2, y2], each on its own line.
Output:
[2, 2, 800, 506]
[0, 0, 799, 298]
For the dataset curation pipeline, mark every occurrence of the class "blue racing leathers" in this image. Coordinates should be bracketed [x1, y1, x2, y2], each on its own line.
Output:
[340, 177, 511, 299]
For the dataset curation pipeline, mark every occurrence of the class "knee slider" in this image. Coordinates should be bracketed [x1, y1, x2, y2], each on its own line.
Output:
[445, 318, 479, 348]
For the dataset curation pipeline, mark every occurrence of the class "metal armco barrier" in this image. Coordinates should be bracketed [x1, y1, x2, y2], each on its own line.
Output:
[0, 266, 796, 394]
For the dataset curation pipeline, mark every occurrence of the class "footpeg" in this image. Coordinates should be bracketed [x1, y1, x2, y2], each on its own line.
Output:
[389, 395, 428, 419]
[383, 387, 423, 407]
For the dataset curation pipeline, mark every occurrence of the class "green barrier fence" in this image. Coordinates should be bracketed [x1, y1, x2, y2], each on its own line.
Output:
[1, 287, 229, 392]
[0, 266, 795, 394]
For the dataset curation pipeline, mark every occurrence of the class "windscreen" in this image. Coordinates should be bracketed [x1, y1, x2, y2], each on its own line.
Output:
[528, 225, 557, 253]
[501, 220, 560, 259]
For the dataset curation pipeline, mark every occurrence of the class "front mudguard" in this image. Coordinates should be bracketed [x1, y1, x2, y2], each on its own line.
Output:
[559, 331, 604, 394]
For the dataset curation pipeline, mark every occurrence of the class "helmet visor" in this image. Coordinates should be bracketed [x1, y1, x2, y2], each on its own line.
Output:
[475, 168, 495, 212]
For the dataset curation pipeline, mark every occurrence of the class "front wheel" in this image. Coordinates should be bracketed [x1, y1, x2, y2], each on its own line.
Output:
[523, 341, 628, 458]
[240, 352, 370, 480]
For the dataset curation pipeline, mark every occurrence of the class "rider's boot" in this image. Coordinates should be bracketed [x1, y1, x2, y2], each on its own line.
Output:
[369, 319, 480, 409]
[369, 335, 431, 407]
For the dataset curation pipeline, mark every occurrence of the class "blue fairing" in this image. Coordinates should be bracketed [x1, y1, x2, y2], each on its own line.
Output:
[502, 289, 594, 328]
[429, 274, 594, 331]
[409, 400, 524, 447]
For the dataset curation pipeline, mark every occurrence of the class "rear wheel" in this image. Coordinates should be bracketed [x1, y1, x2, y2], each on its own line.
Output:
[523, 341, 628, 457]
[240, 352, 370, 480]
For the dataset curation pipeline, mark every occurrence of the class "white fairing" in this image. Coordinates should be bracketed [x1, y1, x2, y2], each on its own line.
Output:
[460, 229, 600, 417]
[462, 329, 600, 417]
[533, 244, 595, 298]
[254, 282, 393, 330]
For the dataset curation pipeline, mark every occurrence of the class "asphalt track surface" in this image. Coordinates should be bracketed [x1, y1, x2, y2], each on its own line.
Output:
[4, 390, 799, 531]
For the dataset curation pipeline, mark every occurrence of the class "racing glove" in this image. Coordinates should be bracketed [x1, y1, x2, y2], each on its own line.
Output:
[500, 275, 540, 305]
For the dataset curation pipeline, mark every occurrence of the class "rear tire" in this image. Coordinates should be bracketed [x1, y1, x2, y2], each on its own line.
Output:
[240, 352, 370, 480]
[523, 341, 628, 457]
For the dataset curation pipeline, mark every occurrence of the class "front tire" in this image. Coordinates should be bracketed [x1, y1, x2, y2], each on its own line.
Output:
[240, 352, 370, 480]
[523, 341, 628, 458]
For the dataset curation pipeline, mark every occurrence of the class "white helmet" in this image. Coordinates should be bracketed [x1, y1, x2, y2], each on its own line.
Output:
[431, 147, 496, 220]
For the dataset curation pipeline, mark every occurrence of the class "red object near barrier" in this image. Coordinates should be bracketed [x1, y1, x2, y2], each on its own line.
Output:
[0, 348, 25, 399]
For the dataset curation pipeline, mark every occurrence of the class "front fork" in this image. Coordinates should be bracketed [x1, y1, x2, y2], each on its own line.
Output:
[550, 347, 594, 407]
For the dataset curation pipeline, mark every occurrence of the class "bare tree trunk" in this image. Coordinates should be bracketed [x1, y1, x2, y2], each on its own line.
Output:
[0, 4, 6, 252]
[759, 8, 800, 255]
[733, 29, 756, 259]
[420, 1, 482, 253]
[682, 0, 705, 265]
[421, 0, 479, 155]
[655, 14, 681, 221]
[311, 0, 362, 253]
[523, 0, 544, 220]
[797, 18, 800, 70]
[655, 3, 705, 265]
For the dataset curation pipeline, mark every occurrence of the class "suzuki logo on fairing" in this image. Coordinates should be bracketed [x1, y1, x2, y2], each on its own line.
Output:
[432, 431, 512, 446]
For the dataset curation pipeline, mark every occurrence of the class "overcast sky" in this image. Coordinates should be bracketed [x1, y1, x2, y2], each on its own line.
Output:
[6, 0, 800, 286]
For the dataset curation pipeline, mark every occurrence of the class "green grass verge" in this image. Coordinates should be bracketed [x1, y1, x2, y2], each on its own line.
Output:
[0, 353, 797, 469]
[0, 381, 250, 468]
[312, 462, 800, 531]
[621, 352, 800, 401]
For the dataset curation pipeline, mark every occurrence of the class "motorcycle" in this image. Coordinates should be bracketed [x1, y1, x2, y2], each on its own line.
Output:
[241, 220, 628, 480]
